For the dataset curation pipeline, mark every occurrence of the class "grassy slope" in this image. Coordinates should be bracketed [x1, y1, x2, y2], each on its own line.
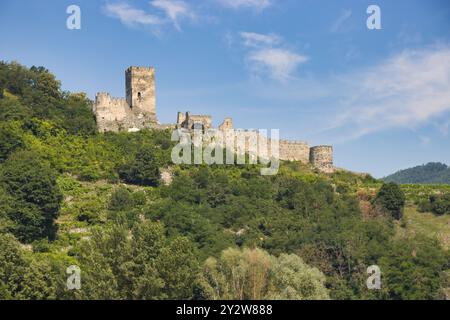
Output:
[398, 206, 450, 250]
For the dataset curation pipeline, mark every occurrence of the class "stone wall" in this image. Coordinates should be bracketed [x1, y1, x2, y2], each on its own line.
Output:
[217, 131, 311, 165]
[94, 93, 130, 132]
[177, 111, 212, 130]
[279, 140, 310, 163]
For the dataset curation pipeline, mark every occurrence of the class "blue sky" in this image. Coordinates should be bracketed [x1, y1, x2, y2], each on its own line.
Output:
[1, 0, 450, 177]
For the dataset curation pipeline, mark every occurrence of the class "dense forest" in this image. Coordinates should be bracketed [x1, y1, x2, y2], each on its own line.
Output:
[384, 162, 450, 184]
[0, 61, 449, 300]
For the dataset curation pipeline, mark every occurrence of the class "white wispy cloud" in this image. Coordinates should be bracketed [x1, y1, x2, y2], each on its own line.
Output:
[330, 9, 352, 33]
[103, 3, 163, 27]
[103, 1, 194, 31]
[218, 0, 272, 11]
[240, 32, 281, 47]
[248, 48, 308, 81]
[330, 47, 450, 140]
[239, 31, 308, 81]
[151, 0, 195, 31]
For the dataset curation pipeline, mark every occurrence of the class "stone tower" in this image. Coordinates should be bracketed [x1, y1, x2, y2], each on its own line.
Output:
[309, 146, 334, 173]
[125, 66, 156, 121]
[94, 66, 157, 132]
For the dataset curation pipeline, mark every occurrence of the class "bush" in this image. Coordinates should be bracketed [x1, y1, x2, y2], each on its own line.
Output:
[119, 146, 160, 186]
[108, 186, 135, 211]
[429, 194, 450, 215]
[374, 183, 405, 220]
[419, 194, 450, 215]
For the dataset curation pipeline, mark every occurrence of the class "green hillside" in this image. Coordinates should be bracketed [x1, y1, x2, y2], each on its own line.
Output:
[0, 61, 449, 300]
[384, 162, 450, 184]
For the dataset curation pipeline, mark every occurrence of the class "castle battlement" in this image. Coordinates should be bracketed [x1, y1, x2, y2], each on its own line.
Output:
[94, 66, 334, 172]
[279, 139, 308, 145]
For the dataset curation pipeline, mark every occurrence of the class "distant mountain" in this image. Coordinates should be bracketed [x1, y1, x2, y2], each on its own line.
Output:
[383, 162, 450, 184]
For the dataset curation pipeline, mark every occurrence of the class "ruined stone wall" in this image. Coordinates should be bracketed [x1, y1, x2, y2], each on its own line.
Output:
[279, 140, 310, 163]
[94, 93, 129, 132]
[213, 129, 311, 164]
[189, 115, 212, 129]
[177, 112, 212, 130]
[310, 146, 334, 173]
[219, 118, 233, 131]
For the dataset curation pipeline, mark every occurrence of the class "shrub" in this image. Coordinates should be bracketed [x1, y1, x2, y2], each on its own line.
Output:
[119, 146, 160, 186]
[374, 183, 405, 220]
[108, 186, 135, 211]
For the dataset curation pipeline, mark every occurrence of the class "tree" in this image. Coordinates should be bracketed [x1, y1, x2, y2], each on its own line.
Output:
[17, 258, 58, 300]
[0, 150, 63, 242]
[267, 253, 329, 300]
[379, 236, 449, 300]
[108, 186, 135, 211]
[0, 233, 28, 299]
[0, 122, 23, 162]
[374, 183, 405, 220]
[119, 146, 160, 186]
[75, 221, 200, 300]
[198, 247, 329, 300]
[60, 92, 96, 135]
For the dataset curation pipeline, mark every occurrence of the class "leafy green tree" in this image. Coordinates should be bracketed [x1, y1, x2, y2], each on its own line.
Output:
[17, 258, 58, 300]
[75, 221, 199, 300]
[374, 183, 406, 220]
[108, 186, 135, 211]
[199, 247, 329, 300]
[0, 150, 63, 242]
[60, 92, 96, 135]
[267, 253, 329, 300]
[0, 122, 23, 162]
[119, 146, 160, 186]
[380, 236, 449, 300]
[0, 187, 14, 233]
[0, 233, 28, 299]
[157, 237, 200, 299]
[0, 95, 31, 121]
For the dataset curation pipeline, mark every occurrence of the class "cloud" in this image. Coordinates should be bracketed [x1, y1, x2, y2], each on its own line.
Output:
[238, 31, 307, 81]
[151, 0, 194, 31]
[103, 3, 163, 27]
[330, 9, 352, 33]
[103, 1, 194, 31]
[330, 47, 450, 140]
[248, 48, 308, 81]
[240, 32, 281, 47]
[218, 0, 272, 11]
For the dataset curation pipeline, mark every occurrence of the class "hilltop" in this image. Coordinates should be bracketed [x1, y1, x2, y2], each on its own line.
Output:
[0, 61, 449, 300]
[384, 162, 450, 184]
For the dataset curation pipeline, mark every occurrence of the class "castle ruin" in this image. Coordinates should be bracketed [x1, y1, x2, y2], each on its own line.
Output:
[94, 66, 334, 173]
[94, 67, 157, 132]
